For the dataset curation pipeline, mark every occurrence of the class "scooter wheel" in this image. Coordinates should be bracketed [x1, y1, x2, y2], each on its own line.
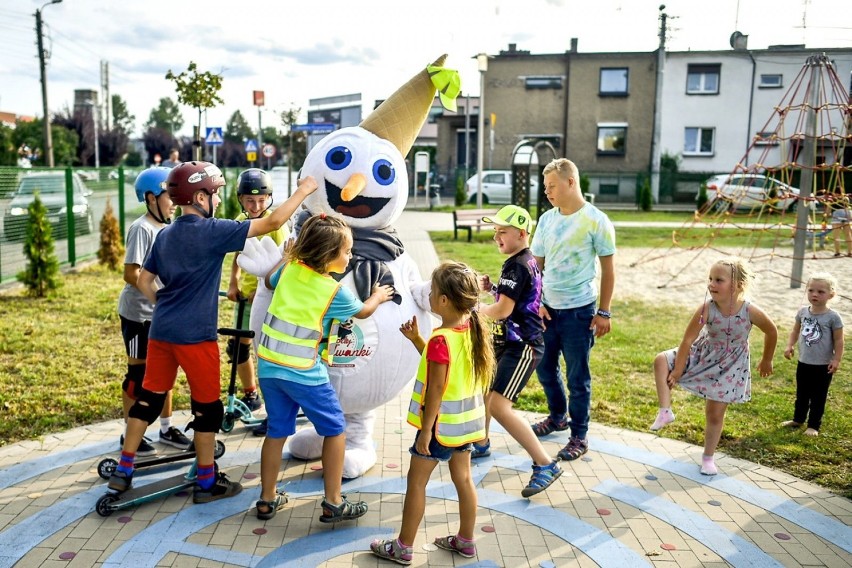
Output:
[97, 458, 118, 480]
[96, 493, 119, 517]
[222, 415, 235, 433]
[214, 440, 226, 459]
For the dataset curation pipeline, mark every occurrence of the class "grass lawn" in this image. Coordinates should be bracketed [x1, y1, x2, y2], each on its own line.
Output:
[0, 232, 849, 499]
[431, 231, 851, 499]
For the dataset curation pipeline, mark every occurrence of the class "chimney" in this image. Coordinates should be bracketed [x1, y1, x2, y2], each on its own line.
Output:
[570, 38, 578, 53]
[508, 43, 517, 53]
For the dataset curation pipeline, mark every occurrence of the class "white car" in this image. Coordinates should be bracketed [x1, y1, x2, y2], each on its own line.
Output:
[702, 173, 799, 211]
[465, 170, 539, 206]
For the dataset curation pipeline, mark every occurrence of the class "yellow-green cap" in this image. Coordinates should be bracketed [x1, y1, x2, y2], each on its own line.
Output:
[482, 205, 532, 232]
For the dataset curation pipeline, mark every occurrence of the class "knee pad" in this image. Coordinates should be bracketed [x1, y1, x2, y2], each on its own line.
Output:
[226, 338, 252, 364]
[128, 389, 167, 424]
[121, 364, 146, 400]
[188, 398, 224, 433]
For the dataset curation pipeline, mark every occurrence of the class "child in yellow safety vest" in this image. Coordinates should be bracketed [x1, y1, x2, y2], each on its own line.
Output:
[254, 213, 394, 523]
[370, 261, 496, 566]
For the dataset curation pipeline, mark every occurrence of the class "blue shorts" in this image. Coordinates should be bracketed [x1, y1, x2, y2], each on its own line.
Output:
[258, 377, 345, 439]
[409, 429, 473, 462]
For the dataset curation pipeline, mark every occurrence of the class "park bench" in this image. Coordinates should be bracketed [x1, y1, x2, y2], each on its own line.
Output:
[453, 208, 499, 241]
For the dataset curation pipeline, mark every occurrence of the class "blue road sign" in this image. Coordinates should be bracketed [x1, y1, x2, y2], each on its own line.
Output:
[205, 127, 223, 146]
[245, 139, 259, 152]
[291, 123, 336, 134]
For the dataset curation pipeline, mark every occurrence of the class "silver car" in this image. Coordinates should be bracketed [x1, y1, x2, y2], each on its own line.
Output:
[702, 173, 799, 212]
[465, 170, 539, 206]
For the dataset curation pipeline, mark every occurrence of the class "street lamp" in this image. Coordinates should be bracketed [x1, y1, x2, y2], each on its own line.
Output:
[475, 53, 489, 209]
[36, 0, 63, 167]
[84, 100, 99, 169]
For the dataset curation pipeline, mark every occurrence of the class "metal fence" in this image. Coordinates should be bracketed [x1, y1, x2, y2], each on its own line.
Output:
[0, 166, 260, 285]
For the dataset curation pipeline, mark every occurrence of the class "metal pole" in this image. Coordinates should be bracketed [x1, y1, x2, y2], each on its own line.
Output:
[93, 102, 99, 169]
[791, 55, 823, 288]
[464, 94, 470, 184]
[476, 54, 488, 209]
[649, 6, 667, 203]
[288, 129, 293, 197]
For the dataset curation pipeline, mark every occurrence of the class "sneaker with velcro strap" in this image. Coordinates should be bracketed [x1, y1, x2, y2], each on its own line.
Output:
[193, 471, 243, 504]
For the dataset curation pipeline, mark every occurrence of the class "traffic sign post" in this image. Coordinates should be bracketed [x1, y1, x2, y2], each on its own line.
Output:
[262, 144, 276, 169]
[245, 140, 259, 166]
[205, 127, 223, 166]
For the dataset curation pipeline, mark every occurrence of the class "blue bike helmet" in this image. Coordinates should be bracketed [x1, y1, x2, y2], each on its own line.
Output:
[135, 166, 173, 224]
[134, 166, 171, 202]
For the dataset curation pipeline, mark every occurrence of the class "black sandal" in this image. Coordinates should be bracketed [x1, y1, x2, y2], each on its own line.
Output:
[319, 496, 368, 523]
[255, 491, 288, 520]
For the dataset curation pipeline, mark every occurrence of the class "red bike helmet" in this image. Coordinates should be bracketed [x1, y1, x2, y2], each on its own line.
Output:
[166, 161, 225, 206]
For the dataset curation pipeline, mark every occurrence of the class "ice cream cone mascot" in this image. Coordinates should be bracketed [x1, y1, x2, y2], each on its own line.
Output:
[238, 55, 460, 478]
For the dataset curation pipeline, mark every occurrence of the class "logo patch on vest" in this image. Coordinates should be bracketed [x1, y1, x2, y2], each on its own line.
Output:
[331, 319, 376, 367]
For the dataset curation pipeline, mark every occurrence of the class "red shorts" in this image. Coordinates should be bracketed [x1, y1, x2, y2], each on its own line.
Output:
[143, 339, 221, 403]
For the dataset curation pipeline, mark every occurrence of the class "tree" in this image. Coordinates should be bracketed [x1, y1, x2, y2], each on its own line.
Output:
[17, 194, 61, 297]
[97, 198, 124, 271]
[639, 178, 653, 212]
[12, 118, 79, 166]
[166, 62, 224, 160]
[53, 106, 128, 167]
[144, 97, 184, 134]
[225, 110, 254, 143]
[280, 106, 306, 169]
[112, 94, 136, 135]
[142, 127, 179, 165]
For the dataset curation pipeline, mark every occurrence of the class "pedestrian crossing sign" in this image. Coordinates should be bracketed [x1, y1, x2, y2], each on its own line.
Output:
[205, 127, 223, 146]
[245, 139, 259, 153]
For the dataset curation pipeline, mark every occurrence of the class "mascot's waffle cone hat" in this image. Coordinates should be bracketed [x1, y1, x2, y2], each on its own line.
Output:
[361, 54, 454, 157]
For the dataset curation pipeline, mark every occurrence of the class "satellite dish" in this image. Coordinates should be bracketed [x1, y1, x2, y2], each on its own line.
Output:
[730, 31, 748, 50]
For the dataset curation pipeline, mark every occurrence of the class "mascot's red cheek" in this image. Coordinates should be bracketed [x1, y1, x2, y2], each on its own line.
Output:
[336, 204, 374, 218]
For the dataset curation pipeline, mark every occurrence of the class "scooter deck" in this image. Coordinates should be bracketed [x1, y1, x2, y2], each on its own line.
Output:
[111, 474, 196, 507]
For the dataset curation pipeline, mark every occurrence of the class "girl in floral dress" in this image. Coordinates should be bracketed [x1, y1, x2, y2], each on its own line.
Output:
[648, 258, 778, 476]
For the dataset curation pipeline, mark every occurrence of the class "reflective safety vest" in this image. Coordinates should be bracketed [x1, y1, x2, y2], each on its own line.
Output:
[257, 261, 341, 369]
[406, 328, 486, 447]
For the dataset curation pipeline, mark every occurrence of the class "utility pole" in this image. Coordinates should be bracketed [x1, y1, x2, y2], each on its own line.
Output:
[36, 0, 63, 167]
[649, 4, 667, 203]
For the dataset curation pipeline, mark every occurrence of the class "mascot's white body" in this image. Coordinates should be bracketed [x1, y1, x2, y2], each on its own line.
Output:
[240, 126, 432, 478]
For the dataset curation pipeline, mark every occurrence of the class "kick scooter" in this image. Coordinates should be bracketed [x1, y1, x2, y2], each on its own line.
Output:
[96, 439, 226, 480]
[218, 292, 265, 432]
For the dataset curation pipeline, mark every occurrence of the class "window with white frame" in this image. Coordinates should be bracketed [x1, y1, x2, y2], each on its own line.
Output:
[599, 68, 629, 95]
[686, 64, 720, 94]
[597, 123, 627, 155]
[684, 127, 715, 155]
[759, 74, 783, 88]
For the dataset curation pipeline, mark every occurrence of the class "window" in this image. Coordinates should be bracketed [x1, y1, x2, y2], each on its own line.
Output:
[525, 76, 563, 89]
[597, 124, 627, 155]
[427, 106, 443, 124]
[599, 182, 619, 196]
[684, 127, 715, 155]
[686, 64, 720, 94]
[600, 68, 629, 95]
[754, 131, 779, 145]
[759, 74, 783, 88]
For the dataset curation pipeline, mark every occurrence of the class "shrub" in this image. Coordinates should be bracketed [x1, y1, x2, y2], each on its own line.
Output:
[639, 179, 653, 212]
[455, 174, 466, 207]
[696, 182, 709, 210]
[97, 198, 124, 271]
[16, 193, 61, 297]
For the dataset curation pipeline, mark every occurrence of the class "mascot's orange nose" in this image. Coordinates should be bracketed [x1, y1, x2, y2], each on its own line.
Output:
[341, 173, 367, 202]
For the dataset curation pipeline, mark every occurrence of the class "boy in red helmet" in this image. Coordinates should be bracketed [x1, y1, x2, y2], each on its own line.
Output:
[108, 161, 317, 504]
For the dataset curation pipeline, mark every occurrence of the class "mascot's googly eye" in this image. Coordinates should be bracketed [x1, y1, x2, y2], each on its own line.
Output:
[325, 146, 353, 170]
[372, 159, 395, 186]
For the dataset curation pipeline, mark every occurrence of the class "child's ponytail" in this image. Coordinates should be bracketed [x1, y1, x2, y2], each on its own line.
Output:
[468, 309, 495, 392]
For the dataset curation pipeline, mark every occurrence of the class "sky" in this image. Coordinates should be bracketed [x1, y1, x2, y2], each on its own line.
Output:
[1, 0, 850, 139]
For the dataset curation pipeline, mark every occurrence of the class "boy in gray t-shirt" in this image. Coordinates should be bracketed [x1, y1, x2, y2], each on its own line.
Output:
[782, 273, 845, 436]
[116, 167, 190, 454]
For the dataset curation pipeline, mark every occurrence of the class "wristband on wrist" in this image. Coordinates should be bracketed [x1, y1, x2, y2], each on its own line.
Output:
[596, 309, 611, 319]
[490, 284, 498, 295]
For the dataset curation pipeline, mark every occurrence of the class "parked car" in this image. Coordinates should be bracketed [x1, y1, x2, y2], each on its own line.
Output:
[702, 173, 799, 212]
[465, 170, 539, 206]
[3, 172, 94, 241]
